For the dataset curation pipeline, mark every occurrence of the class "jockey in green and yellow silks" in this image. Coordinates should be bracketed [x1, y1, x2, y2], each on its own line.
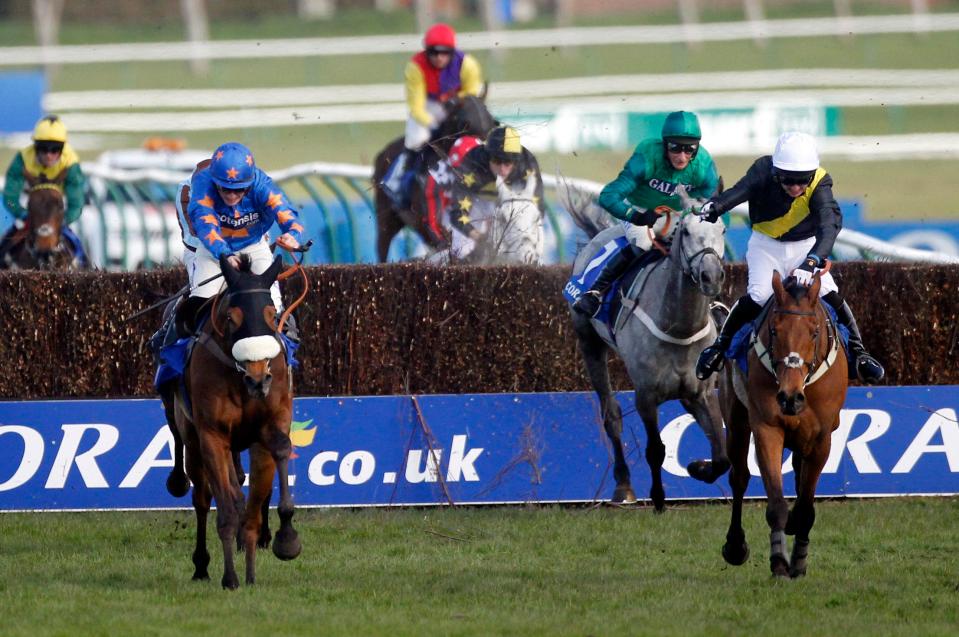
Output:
[1, 116, 87, 261]
[572, 111, 720, 317]
[380, 23, 484, 203]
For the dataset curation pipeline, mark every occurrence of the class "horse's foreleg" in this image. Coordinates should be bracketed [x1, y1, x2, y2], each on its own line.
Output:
[574, 319, 635, 504]
[722, 398, 751, 566]
[243, 444, 277, 585]
[636, 398, 666, 512]
[753, 423, 790, 578]
[199, 432, 241, 590]
[680, 393, 730, 484]
[267, 426, 301, 561]
[787, 436, 831, 579]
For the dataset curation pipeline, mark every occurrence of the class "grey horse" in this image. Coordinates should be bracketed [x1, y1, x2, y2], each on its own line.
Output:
[566, 192, 730, 511]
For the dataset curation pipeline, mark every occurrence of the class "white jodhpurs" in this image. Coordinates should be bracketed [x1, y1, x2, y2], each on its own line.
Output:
[189, 235, 284, 310]
[745, 232, 838, 304]
[404, 101, 447, 150]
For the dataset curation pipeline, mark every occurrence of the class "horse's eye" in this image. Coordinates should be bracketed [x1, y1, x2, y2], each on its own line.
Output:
[228, 307, 243, 328]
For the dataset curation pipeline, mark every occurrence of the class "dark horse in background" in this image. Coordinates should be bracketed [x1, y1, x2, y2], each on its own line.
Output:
[161, 255, 301, 589]
[1, 172, 85, 270]
[720, 270, 847, 578]
[372, 91, 497, 261]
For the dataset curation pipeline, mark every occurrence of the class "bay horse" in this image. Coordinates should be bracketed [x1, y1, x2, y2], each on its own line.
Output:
[1, 173, 83, 270]
[720, 269, 847, 578]
[372, 92, 497, 261]
[567, 196, 729, 510]
[164, 254, 301, 589]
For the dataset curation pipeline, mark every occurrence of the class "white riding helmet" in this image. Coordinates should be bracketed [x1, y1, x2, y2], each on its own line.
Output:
[772, 132, 819, 172]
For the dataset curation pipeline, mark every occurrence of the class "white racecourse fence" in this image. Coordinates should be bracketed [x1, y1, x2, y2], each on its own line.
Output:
[4, 161, 954, 271]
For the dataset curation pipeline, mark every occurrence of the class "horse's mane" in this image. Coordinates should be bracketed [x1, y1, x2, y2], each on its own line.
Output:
[782, 276, 814, 303]
[236, 254, 253, 273]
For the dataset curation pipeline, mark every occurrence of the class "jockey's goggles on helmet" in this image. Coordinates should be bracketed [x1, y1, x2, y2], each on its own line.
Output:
[666, 141, 699, 155]
[35, 141, 64, 154]
[774, 169, 815, 187]
[216, 184, 249, 195]
[426, 46, 453, 56]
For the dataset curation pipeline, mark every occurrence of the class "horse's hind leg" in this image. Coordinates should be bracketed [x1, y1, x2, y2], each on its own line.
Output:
[722, 397, 751, 566]
[680, 393, 729, 484]
[184, 446, 211, 581]
[573, 317, 635, 504]
[635, 396, 666, 512]
[162, 388, 189, 498]
[376, 196, 405, 262]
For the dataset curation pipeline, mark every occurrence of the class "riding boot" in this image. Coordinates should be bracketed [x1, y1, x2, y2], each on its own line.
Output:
[572, 245, 641, 317]
[695, 295, 763, 380]
[148, 298, 182, 356]
[380, 148, 412, 204]
[175, 296, 209, 339]
[823, 292, 885, 384]
[280, 312, 300, 344]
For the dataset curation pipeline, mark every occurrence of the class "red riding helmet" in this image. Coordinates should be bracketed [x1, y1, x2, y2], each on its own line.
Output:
[424, 23, 456, 51]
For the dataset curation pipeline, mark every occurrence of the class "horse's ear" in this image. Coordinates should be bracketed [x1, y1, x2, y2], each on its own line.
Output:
[220, 254, 240, 288]
[772, 270, 787, 306]
[264, 254, 284, 283]
[52, 169, 68, 186]
[809, 270, 823, 300]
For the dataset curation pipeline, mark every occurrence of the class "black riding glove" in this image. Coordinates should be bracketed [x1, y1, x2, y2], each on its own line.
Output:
[696, 200, 722, 223]
[626, 205, 657, 227]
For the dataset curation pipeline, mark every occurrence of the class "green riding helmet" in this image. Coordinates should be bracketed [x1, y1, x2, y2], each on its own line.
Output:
[661, 111, 702, 142]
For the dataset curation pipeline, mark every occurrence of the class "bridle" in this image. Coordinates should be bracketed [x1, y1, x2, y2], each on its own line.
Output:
[673, 215, 722, 289]
[754, 301, 839, 388]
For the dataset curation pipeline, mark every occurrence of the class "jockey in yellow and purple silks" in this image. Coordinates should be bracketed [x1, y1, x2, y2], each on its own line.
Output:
[1, 115, 88, 265]
[380, 22, 484, 201]
[178, 142, 304, 335]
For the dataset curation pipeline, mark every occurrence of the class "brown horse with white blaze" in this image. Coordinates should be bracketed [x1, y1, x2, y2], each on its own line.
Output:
[166, 254, 301, 589]
[720, 269, 848, 578]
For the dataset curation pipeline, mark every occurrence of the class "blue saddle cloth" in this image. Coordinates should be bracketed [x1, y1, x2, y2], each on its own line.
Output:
[154, 328, 299, 392]
[382, 153, 425, 209]
[563, 236, 631, 325]
[727, 301, 850, 374]
[62, 227, 89, 268]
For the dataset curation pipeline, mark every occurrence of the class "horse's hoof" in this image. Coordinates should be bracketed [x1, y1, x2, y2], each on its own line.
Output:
[770, 555, 790, 578]
[257, 531, 273, 550]
[722, 542, 749, 566]
[166, 471, 190, 498]
[273, 528, 302, 561]
[191, 571, 210, 582]
[221, 573, 240, 590]
[686, 459, 730, 484]
[789, 565, 807, 579]
[611, 486, 637, 505]
[650, 486, 666, 513]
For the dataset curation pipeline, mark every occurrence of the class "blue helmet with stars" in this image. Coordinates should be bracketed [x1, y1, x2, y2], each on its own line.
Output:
[210, 142, 255, 189]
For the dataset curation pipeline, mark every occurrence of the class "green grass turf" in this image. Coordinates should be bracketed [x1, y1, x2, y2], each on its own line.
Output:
[1, 498, 957, 636]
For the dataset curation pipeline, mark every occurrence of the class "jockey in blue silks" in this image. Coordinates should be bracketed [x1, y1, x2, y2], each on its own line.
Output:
[151, 142, 304, 352]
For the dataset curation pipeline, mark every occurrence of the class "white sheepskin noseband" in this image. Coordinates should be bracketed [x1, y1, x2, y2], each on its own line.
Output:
[232, 335, 281, 362]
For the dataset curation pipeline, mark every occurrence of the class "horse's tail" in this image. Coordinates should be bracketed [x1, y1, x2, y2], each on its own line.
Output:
[555, 176, 612, 240]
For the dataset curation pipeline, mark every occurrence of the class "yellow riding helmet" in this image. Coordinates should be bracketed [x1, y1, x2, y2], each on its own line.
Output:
[33, 116, 68, 143]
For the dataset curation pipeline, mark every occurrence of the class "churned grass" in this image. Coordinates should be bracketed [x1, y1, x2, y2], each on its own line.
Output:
[1, 498, 957, 636]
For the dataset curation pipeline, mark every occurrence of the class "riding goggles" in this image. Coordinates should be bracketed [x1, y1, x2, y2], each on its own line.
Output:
[216, 184, 249, 195]
[666, 141, 699, 155]
[426, 47, 454, 56]
[775, 171, 815, 187]
[35, 142, 65, 154]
